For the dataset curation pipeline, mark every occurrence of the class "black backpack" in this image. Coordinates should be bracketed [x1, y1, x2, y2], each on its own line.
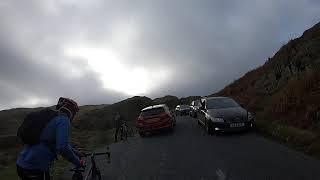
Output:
[17, 108, 58, 145]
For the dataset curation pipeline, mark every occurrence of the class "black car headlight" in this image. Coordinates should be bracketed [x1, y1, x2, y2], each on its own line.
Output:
[206, 114, 224, 122]
[211, 117, 224, 123]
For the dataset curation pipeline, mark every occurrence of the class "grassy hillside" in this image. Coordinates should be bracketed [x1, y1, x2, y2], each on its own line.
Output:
[74, 96, 154, 130]
[75, 95, 201, 130]
[212, 22, 320, 156]
[0, 95, 200, 139]
[0, 108, 41, 136]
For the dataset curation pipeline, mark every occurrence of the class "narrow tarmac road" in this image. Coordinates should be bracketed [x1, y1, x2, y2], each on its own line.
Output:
[89, 116, 320, 180]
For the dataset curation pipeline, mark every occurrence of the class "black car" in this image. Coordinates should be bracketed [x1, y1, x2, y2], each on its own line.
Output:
[197, 97, 254, 134]
[175, 105, 191, 116]
[190, 100, 201, 118]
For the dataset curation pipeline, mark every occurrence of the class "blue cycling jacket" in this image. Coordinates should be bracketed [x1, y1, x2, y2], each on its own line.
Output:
[17, 114, 81, 171]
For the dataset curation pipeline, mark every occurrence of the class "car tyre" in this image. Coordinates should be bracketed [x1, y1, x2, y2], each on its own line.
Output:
[169, 121, 175, 132]
[172, 118, 176, 127]
[206, 120, 214, 135]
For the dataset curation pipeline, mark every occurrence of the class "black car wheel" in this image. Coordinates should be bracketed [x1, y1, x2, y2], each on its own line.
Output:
[206, 120, 214, 135]
[170, 121, 175, 132]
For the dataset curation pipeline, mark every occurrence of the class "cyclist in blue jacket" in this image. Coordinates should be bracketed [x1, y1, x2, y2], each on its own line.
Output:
[16, 97, 85, 180]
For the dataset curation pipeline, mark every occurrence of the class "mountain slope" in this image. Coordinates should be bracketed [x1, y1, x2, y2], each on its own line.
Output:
[0, 95, 201, 136]
[75, 95, 201, 129]
[213, 22, 320, 130]
[75, 96, 154, 130]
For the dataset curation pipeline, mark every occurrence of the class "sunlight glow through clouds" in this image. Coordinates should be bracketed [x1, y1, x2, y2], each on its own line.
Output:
[9, 97, 51, 109]
[64, 46, 171, 95]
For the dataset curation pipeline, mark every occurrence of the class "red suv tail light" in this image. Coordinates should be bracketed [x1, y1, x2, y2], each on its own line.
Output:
[137, 116, 143, 121]
[136, 116, 144, 126]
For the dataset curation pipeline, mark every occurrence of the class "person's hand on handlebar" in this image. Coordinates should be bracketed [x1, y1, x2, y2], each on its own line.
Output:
[77, 151, 86, 158]
[79, 159, 86, 168]
[72, 146, 86, 158]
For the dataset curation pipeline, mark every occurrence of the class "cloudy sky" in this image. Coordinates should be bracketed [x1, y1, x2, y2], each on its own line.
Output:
[0, 0, 319, 110]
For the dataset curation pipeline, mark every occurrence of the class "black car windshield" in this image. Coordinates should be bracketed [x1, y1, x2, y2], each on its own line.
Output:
[206, 98, 239, 109]
[141, 107, 165, 117]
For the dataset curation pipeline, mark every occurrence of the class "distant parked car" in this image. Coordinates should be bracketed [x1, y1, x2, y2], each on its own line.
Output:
[190, 100, 201, 118]
[197, 97, 254, 134]
[136, 104, 176, 137]
[175, 105, 191, 116]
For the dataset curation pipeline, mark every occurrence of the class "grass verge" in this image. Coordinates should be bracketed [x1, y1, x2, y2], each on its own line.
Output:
[0, 164, 19, 180]
[0, 129, 116, 180]
[255, 112, 320, 159]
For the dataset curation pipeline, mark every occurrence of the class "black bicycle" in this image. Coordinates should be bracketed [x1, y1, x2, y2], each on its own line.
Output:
[70, 148, 111, 180]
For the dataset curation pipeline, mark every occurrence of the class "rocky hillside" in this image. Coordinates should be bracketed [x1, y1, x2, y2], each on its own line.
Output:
[213, 22, 320, 130]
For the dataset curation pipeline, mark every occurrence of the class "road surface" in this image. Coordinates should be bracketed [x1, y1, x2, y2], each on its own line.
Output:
[84, 116, 320, 180]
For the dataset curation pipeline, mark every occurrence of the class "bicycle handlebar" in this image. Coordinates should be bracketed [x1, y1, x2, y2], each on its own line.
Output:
[85, 151, 111, 166]
[83, 152, 111, 158]
[70, 167, 85, 172]
[70, 148, 111, 173]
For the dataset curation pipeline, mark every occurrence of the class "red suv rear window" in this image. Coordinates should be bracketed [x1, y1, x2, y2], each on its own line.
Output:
[141, 107, 165, 117]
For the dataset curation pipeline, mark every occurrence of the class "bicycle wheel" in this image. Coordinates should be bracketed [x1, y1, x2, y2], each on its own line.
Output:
[89, 173, 97, 180]
[89, 168, 102, 180]
[97, 171, 102, 180]
[72, 172, 83, 180]
[91, 171, 102, 180]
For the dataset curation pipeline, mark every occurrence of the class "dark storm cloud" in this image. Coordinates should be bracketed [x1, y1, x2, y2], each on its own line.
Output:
[0, 0, 319, 109]
[118, 0, 320, 96]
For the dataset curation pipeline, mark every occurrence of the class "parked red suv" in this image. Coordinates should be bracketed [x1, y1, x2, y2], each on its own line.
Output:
[136, 104, 176, 136]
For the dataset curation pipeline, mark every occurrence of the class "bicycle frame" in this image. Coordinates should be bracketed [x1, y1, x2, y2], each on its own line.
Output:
[84, 152, 110, 180]
[120, 121, 135, 138]
[71, 151, 111, 180]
